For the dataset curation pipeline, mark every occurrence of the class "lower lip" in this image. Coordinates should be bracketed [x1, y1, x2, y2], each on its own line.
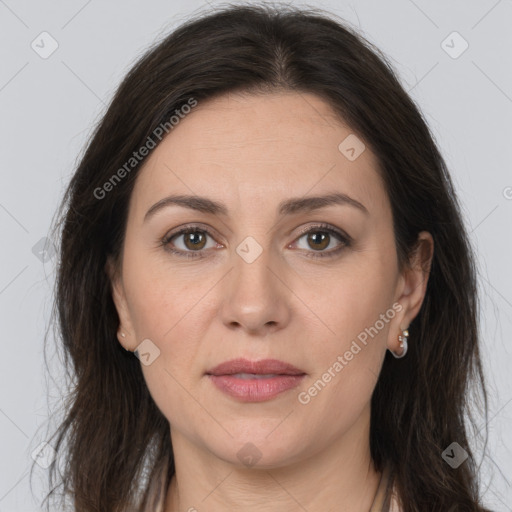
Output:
[208, 374, 306, 402]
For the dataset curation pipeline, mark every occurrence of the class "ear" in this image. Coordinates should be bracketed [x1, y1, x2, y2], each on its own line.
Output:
[105, 256, 136, 351]
[387, 231, 434, 353]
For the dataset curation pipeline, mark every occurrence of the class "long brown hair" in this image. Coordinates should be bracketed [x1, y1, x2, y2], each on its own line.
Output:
[40, 4, 491, 511]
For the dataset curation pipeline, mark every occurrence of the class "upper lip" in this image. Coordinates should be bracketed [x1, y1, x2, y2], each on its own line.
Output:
[207, 358, 306, 376]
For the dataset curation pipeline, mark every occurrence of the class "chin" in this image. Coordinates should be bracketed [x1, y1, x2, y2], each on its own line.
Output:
[204, 428, 309, 470]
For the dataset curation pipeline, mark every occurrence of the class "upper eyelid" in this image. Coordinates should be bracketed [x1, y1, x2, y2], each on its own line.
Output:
[293, 223, 350, 240]
[164, 223, 222, 242]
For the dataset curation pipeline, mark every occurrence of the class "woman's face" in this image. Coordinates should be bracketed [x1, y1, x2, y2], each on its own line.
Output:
[110, 91, 430, 468]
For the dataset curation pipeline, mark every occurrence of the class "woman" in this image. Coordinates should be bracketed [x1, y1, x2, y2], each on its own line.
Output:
[43, 4, 491, 511]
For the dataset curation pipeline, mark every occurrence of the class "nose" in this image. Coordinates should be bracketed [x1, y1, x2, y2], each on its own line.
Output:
[219, 240, 292, 336]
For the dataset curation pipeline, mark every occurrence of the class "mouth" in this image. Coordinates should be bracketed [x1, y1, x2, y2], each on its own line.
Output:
[206, 358, 306, 402]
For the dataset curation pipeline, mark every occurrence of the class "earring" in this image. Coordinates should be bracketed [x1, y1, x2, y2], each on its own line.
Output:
[118, 330, 131, 351]
[392, 329, 409, 359]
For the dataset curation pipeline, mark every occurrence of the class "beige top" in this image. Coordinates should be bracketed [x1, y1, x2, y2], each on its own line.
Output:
[144, 460, 401, 512]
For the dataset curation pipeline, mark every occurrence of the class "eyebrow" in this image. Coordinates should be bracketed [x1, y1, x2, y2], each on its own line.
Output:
[143, 192, 369, 223]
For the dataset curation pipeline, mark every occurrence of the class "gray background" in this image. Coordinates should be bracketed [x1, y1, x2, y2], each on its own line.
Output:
[0, 0, 511, 510]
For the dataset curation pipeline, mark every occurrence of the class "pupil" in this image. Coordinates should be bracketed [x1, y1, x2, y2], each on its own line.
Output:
[187, 232, 204, 248]
[309, 232, 328, 250]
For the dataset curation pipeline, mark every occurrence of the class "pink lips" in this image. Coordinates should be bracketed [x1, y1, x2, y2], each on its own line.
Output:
[206, 358, 306, 402]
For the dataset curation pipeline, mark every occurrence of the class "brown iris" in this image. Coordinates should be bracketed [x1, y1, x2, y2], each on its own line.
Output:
[183, 231, 207, 250]
[307, 231, 330, 251]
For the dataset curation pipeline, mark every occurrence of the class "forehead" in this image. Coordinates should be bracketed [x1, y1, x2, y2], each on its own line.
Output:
[130, 91, 388, 217]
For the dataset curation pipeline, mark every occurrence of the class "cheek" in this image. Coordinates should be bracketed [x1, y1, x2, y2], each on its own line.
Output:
[299, 298, 390, 435]
[310, 251, 396, 344]
[125, 265, 208, 428]
[301, 252, 396, 400]
[122, 243, 200, 338]
[121, 255, 209, 418]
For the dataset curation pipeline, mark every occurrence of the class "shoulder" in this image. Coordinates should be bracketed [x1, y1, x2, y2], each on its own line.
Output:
[142, 458, 169, 512]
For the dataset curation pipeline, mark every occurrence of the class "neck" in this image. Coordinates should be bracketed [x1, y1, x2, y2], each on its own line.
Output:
[164, 406, 381, 512]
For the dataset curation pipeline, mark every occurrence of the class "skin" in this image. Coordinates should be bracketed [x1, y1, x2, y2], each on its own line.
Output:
[109, 91, 433, 511]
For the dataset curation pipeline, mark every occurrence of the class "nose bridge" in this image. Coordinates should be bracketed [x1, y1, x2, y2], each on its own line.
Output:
[220, 233, 290, 333]
[233, 234, 279, 305]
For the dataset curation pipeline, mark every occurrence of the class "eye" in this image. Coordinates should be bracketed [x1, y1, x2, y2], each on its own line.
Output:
[162, 225, 220, 259]
[291, 223, 351, 258]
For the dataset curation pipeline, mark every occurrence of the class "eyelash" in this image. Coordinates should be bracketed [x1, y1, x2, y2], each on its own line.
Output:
[161, 223, 352, 260]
